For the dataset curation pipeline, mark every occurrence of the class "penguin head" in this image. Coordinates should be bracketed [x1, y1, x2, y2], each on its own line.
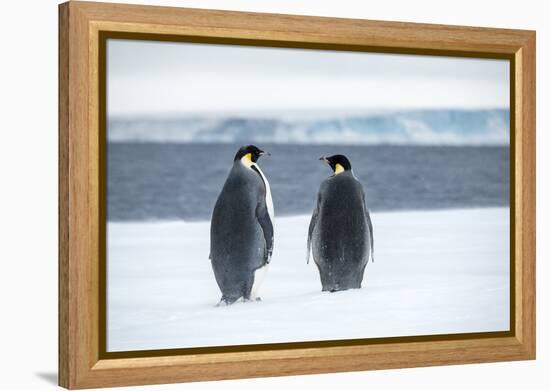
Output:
[234, 145, 270, 166]
[320, 154, 352, 175]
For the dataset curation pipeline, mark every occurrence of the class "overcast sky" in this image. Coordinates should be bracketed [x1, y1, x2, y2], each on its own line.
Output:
[107, 39, 509, 117]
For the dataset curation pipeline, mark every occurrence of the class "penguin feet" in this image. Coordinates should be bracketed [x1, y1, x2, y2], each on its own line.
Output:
[216, 295, 240, 306]
[243, 296, 262, 303]
[322, 283, 342, 292]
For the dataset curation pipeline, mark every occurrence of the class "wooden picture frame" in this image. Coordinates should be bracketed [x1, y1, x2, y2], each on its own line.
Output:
[58, 1, 536, 389]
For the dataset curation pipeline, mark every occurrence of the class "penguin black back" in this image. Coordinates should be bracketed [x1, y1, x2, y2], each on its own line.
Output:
[308, 154, 374, 292]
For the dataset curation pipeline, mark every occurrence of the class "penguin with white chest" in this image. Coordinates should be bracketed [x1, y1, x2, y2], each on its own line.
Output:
[210, 145, 274, 305]
[307, 154, 374, 292]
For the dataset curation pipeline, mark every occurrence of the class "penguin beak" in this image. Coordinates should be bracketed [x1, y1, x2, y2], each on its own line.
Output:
[319, 156, 329, 163]
[259, 150, 270, 156]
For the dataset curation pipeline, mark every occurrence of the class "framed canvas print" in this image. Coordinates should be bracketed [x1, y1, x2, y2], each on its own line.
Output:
[58, 1, 536, 389]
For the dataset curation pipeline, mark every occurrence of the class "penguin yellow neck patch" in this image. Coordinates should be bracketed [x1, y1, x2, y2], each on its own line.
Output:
[241, 153, 253, 168]
[334, 163, 345, 175]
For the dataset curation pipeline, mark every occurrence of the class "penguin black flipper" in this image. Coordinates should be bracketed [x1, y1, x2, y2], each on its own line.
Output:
[307, 193, 321, 264]
[255, 200, 273, 263]
[365, 208, 374, 263]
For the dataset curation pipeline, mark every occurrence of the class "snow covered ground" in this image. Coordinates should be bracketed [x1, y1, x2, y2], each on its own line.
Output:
[107, 208, 510, 352]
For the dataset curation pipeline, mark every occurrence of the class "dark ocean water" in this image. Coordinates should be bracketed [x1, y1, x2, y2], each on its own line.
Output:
[107, 143, 509, 222]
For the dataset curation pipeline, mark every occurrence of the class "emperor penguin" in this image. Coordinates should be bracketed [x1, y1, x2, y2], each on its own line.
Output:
[307, 154, 374, 292]
[210, 145, 274, 305]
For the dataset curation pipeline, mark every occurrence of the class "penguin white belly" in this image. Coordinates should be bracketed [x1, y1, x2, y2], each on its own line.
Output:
[249, 162, 273, 298]
[250, 264, 269, 300]
[251, 163, 274, 221]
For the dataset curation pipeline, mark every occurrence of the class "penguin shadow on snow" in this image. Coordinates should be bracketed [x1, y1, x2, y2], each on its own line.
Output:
[209, 146, 374, 306]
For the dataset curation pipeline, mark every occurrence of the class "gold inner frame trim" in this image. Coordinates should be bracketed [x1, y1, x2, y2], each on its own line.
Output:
[96, 29, 516, 361]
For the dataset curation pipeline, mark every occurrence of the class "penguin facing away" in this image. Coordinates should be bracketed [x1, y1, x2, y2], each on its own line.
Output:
[307, 154, 374, 292]
[210, 145, 274, 305]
